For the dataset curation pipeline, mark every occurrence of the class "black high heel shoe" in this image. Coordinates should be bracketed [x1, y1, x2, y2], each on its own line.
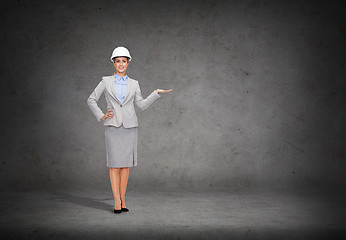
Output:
[114, 198, 122, 214]
[121, 199, 129, 212]
[113, 209, 122, 214]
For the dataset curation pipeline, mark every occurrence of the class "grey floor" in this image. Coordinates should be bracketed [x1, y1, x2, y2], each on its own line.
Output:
[1, 187, 345, 239]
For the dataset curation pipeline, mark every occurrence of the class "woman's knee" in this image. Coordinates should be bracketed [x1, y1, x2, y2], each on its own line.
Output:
[110, 168, 120, 171]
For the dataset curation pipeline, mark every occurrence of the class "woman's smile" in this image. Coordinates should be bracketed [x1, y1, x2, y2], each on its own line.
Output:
[113, 57, 129, 74]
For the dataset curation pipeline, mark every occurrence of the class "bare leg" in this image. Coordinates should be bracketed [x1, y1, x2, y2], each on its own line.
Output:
[119, 167, 129, 208]
[110, 168, 121, 210]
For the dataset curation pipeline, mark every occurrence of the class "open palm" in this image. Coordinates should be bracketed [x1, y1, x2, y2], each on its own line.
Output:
[156, 89, 173, 94]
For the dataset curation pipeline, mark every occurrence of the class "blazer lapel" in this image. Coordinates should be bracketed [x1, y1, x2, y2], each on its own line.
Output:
[106, 75, 121, 104]
[122, 78, 134, 104]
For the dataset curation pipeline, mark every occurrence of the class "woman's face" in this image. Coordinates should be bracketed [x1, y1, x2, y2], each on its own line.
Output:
[113, 57, 129, 74]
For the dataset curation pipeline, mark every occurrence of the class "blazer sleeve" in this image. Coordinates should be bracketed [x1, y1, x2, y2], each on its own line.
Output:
[87, 78, 106, 121]
[134, 81, 161, 110]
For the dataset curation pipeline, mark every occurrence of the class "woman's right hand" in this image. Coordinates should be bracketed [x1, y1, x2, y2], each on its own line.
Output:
[101, 110, 114, 121]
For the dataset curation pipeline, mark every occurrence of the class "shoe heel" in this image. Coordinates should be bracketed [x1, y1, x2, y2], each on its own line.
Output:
[121, 199, 129, 212]
[114, 198, 122, 214]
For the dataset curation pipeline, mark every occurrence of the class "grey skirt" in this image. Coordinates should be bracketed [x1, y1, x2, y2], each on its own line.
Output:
[105, 125, 138, 168]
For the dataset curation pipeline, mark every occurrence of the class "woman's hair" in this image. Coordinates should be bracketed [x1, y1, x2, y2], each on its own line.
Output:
[112, 57, 130, 63]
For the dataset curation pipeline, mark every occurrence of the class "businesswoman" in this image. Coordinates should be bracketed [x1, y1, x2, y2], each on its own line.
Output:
[87, 46, 172, 214]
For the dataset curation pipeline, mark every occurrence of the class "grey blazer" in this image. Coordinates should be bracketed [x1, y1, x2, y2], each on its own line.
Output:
[87, 74, 161, 128]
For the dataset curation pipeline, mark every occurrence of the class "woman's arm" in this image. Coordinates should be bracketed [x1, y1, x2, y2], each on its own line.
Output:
[87, 78, 106, 121]
[134, 81, 161, 110]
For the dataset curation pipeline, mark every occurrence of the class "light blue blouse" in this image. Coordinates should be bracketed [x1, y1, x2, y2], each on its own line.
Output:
[114, 73, 128, 103]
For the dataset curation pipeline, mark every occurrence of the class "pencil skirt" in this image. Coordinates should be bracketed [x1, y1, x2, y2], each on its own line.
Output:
[105, 125, 138, 168]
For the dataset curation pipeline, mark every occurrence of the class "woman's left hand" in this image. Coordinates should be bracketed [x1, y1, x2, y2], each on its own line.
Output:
[156, 89, 173, 94]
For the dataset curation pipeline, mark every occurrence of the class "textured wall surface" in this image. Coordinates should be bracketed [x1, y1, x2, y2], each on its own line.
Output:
[1, 0, 345, 192]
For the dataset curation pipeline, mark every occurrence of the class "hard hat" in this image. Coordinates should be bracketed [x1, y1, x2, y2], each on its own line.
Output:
[110, 46, 132, 62]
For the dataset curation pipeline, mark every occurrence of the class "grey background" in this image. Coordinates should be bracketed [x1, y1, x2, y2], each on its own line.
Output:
[1, 0, 345, 193]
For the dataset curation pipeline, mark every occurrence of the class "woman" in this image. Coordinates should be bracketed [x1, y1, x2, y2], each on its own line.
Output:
[87, 46, 172, 214]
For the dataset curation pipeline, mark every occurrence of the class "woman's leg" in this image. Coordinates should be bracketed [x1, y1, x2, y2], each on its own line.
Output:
[110, 168, 121, 210]
[119, 167, 129, 208]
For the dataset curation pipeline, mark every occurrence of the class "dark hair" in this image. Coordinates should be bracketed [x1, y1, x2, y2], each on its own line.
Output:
[112, 56, 130, 63]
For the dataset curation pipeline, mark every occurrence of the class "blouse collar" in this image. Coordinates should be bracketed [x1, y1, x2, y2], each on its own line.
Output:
[114, 73, 128, 82]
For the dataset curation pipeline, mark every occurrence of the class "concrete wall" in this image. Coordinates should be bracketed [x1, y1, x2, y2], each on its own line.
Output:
[1, 0, 345, 192]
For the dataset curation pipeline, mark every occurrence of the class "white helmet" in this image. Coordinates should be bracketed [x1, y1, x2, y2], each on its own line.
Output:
[110, 46, 132, 62]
